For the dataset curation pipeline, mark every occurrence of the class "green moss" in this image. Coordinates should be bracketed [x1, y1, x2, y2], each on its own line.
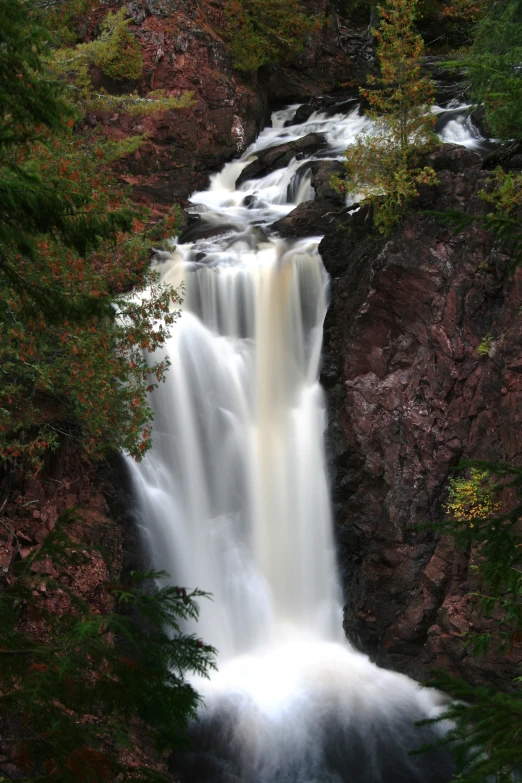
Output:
[477, 333, 493, 357]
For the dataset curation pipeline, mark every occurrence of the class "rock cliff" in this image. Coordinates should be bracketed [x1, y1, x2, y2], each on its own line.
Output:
[315, 145, 522, 686]
[82, 0, 356, 213]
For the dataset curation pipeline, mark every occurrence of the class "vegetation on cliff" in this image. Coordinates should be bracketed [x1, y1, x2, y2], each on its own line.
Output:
[0, 514, 215, 782]
[45, 4, 191, 115]
[329, 1, 522, 776]
[223, 0, 319, 71]
[0, 2, 213, 780]
[0, 0, 185, 473]
[332, 0, 439, 233]
[425, 462, 522, 782]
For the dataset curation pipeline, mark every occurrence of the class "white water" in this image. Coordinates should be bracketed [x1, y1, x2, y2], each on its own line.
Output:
[127, 100, 479, 782]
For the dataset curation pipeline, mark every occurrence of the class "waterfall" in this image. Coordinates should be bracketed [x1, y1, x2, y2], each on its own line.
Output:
[126, 99, 480, 782]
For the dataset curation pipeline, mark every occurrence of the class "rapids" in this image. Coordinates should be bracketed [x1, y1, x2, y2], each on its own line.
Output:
[127, 98, 481, 782]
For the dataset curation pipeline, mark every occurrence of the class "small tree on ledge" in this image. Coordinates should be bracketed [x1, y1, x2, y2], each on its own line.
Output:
[332, 0, 439, 234]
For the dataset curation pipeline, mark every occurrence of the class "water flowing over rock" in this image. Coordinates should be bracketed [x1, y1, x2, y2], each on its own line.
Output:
[124, 100, 472, 781]
[80, 0, 360, 212]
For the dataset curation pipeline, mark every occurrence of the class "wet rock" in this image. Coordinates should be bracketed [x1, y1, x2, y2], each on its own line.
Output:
[178, 216, 237, 243]
[284, 102, 317, 127]
[235, 133, 327, 188]
[271, 200, 346, 237]
[482, 140, 522, 172]
[303, 159, 346, 204]
[283, 95, 361, 127]
[421, 143, 482, 174]
[321, 144, 522, 686]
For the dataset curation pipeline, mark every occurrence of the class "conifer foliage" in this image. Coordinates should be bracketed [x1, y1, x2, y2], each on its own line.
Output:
[1, 5, 216, 780]
[0, 512, 215, 783]
[467, 0, 522, 140]
[332, 0, 439, 233]
[0, 0, 183, 472]
[223, 0, 319, 71]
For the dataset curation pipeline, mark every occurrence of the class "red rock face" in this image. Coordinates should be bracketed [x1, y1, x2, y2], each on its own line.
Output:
[82, 0, 355, 211]
[0, 443, 124, 623]
[320, 145, 522, 686]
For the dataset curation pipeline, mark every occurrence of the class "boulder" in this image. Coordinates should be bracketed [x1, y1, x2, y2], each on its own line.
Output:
[271, 200, 347, 237]
[235, 133, 327, 187]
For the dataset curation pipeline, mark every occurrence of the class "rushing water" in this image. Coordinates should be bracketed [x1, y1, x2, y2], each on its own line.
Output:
[127, 99, 481, 782]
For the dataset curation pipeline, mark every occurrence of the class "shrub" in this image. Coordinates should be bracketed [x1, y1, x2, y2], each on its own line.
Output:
[223, 0, 319, 71]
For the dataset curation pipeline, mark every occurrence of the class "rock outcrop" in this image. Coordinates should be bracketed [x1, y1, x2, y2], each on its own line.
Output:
[319, 144, 522, 686]
[236, 133, 327, 187]
[81, 0, 356, 212]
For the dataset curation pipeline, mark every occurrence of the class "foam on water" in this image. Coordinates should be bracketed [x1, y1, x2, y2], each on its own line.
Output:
[127, 99, 481, 781]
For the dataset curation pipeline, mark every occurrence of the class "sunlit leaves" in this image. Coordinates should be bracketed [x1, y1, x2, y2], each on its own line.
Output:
[445, 467, 501, 527]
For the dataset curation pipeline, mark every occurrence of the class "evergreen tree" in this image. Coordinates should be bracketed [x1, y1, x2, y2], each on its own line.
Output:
[0, 512, 215, 782]
[1, 8, 216, 779]
[223, 0, 319, 71]
[467, 0, 522, 140]
[331, 0, 439, 233]
[0, 0, 185, 472]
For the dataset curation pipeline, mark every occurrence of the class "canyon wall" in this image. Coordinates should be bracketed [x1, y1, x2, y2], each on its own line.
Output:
[317, 145, 522, 686]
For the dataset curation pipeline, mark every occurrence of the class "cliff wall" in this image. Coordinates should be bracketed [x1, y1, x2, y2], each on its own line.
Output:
[317, 145, 522, 686]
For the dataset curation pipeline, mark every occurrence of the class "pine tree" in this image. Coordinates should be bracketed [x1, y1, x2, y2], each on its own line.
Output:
[331, 0, 439, 233]
[1, 7, 216, 779]
[0, 0, 185, 472]
[467, 0, 522, 140]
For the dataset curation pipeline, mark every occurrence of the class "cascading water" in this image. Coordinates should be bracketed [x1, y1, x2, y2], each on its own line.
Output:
[127, 99, 481, 782]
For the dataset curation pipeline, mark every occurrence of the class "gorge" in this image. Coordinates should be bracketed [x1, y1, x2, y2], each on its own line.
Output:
[2, 1, 522, 779]
[126, 99, 488, 781]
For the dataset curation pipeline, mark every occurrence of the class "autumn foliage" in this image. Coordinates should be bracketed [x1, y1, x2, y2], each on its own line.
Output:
[332, 0, 439, 233]
[0, 0, 185, 474]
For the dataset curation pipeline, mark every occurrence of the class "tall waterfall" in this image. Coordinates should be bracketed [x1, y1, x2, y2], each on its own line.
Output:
[127, 99, 480, 782]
